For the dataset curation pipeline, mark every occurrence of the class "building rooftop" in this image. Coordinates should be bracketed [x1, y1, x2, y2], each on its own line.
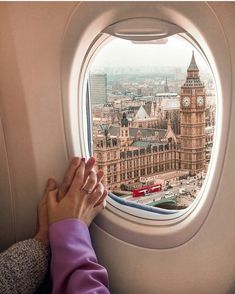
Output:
[131, 141, 165, 148]
[106, 125, 167, 141]
[161, 98, 180, 110]
[156, 93, 178, 97]
[134, 105, 149, 119]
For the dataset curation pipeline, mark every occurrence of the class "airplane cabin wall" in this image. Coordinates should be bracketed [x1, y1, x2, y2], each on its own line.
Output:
[0, 2, 76, 249]
[0, 2, 235, 294]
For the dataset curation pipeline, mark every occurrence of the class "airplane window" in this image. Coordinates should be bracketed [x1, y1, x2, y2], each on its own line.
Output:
[86, 34, 216, 215]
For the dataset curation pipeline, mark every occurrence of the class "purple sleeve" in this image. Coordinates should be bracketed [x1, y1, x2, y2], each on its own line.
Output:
[49, 219, 109, 294]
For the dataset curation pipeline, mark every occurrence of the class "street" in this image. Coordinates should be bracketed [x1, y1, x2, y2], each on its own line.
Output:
[126, 177, 204, 208]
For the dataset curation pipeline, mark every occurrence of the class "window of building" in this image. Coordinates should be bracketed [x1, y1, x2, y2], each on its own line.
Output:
[127, 172, 132, 179]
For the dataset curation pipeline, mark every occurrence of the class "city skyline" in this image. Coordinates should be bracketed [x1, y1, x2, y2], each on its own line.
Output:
[90, 36, 212, 75]
[90, 51, 216, 210]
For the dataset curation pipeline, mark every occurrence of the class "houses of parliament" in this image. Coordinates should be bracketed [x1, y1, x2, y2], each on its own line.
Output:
[93, 53, 212, 191]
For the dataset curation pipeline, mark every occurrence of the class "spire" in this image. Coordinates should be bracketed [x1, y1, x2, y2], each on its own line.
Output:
[164, 77, 169, 92]
[183, 51, 203, 87]
[187, 51, 199, 71]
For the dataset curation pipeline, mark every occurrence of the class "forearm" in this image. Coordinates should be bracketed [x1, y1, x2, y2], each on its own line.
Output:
[49, 219, 109, 294]
[0, 239, 49, 294]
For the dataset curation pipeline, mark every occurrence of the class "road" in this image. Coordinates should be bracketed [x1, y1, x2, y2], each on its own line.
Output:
[127, 178, 204, 206]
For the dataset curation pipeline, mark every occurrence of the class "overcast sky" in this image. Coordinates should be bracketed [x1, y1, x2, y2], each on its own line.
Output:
[90, 35, 211, 74]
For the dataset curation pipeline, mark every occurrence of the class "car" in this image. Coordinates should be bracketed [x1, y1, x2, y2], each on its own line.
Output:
[179, 188, 187, 195]
[165, 191, 173, 196]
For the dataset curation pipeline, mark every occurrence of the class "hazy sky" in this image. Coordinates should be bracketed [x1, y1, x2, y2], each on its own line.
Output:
[90, 35, 211, 73]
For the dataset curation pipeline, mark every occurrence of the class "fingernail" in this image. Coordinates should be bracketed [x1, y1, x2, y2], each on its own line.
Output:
[89, 157, 95, 163]
[81, 157, 86, 162]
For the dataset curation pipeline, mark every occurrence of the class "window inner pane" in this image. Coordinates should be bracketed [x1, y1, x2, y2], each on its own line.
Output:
[88, 36, 216, 211]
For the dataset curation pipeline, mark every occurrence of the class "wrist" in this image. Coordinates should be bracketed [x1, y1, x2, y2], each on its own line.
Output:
[34, 232, 49, 247]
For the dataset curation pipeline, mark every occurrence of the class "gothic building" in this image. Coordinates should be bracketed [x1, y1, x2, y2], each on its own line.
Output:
[93, 52, 207, 190]
[93, 113, 180, 190]
[180, 51, 206, 175]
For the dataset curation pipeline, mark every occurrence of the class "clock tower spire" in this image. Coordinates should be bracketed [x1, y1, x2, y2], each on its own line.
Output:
[180, 51, 206, 175]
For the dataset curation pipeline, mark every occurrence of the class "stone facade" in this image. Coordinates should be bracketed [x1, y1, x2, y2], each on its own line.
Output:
[93, 115, 180, 191]
[180, 52, 206, 175]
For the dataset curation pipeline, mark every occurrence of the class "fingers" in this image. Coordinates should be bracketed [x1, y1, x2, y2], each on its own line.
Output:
[57, 157, 103, 202]
[82, 157, 96, 186]
[90, 190, 108, 219]
[58, 157, 80, 201]
[47, 189, 58, 209]
[94, 189, 108, 207]
[47, 178, 57, 191]
[69, 158, 86, 195]
[47, 188, 59, 225]
[87, 183, 105, 207]
[96, 170, 104, 184]
[38, 178, 57, 208]
[82, 170, 97, 194]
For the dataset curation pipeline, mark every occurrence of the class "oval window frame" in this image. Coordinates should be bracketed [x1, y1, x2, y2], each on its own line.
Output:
[61, 2, 231, 249]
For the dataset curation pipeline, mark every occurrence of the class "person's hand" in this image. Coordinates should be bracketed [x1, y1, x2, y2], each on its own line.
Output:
[34, 178, 57, 246]
[47, 157, 108, 226]
[34, 156, 103, 244]
[57, 157, 104, 201]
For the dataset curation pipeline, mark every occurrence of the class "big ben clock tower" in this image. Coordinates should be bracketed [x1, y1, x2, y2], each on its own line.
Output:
[180, 51, 206, 175]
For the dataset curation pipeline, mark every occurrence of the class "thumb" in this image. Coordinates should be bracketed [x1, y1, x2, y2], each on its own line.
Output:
[47, 188, 58, 209]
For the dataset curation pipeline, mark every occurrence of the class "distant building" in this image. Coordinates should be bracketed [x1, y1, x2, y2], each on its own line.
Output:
[155, 92, 178, 104]
[160, 98, 180, 135]
[164, 77, 170, 93]
[89, 74, 107, 105]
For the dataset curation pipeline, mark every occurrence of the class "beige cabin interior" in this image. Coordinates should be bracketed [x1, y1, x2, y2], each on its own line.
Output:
[1, 2, 235, 293]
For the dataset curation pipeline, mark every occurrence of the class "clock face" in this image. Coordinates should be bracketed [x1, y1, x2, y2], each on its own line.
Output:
[197, 96, 204, 106]
[182, 96, 191, 107]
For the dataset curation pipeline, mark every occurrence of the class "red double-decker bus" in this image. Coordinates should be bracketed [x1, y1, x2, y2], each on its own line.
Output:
[132, 183, 162, 197]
